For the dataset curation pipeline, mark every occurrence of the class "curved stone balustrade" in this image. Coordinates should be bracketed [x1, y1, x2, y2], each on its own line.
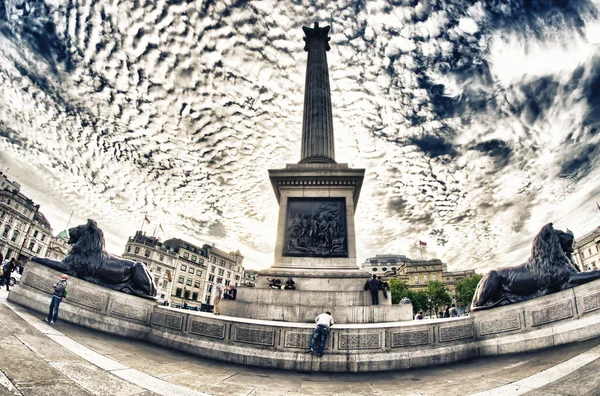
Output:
[9, 262, 600, 372]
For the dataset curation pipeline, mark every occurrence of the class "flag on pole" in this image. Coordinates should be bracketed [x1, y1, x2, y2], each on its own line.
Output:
[597, 201, 600, 211]
[144, 215, 151, 224]
[419, 240, 427, 247]
[159, 224, 164, 232]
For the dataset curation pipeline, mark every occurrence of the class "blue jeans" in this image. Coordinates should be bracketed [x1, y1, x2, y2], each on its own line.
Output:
[309, 325, 329, 355]
[48, 296, 62, 322]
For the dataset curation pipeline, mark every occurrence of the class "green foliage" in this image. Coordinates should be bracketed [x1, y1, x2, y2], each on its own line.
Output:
[408, 290, 430, 315]
[427, 281, 452, 315]
[455, 273, 483, 310]
[389, 279, 410, 304]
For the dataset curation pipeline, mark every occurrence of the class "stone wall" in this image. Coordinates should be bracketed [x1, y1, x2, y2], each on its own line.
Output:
[9, 262, 600, 373]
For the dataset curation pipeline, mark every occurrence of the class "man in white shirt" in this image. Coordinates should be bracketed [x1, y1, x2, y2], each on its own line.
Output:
[306, 311, 334, 357]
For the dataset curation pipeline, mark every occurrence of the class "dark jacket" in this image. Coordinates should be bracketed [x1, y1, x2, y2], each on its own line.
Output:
[367, 279, 379, 292]
[226, 288, 237, 300]
[53, 280, 68, 298]
[3, 260, 15, 278]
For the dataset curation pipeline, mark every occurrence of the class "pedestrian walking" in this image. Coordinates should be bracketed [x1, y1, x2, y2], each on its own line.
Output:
[2, 258, 16, 291]
[365, 274, 380, 305]
[45, 274, 68, 325]
[306, 311, 334, 357]
[213, 281, 223, 315]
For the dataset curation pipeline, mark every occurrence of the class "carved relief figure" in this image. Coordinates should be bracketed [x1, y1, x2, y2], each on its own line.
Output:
[32, 219, 157, 299]
[472, 223, 600, 311]
[284, 199, 348, 257]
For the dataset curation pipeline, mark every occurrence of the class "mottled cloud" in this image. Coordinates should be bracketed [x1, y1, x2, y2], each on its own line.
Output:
[1, 0, 599, 272]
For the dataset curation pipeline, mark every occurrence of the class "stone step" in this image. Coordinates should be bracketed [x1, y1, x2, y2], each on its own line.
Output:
[234, 287, 391, 306]
[219, 299, 412, 323]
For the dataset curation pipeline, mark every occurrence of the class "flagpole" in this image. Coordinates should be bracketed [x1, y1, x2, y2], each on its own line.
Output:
[152, 222, 158, 237]
[140, 214, 147, 233]
[419, 241, 423, 260]
[64, 210, 74, 232]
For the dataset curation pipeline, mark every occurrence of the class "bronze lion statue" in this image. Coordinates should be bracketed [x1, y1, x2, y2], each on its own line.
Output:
[32, 219, 157, 299]
[471, 223, 600, 311]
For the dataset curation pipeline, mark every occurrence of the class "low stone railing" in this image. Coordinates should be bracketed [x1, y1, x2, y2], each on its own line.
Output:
[9, 262, 600, 372]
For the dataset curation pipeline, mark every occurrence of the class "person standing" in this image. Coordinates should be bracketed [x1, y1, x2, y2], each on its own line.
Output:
[45, 274, 68, 325]
[2, 258, 16, 291]
[449, 304, 459, 317]
[306, 311, 334, 357]
[213, 281, 223, 315]
[377, 276, 389, 299]
[365, 274, 380, 305]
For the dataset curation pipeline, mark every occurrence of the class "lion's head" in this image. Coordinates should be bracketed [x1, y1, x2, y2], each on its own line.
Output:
[66, 220, 108, 273]
[527, 223, 573, 290]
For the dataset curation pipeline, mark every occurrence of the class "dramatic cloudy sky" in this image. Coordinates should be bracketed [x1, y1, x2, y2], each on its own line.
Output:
[1, 0, 599, 272]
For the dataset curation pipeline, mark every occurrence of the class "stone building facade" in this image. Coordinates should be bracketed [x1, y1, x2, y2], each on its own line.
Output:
[573, 226, 600, 271]
[46, 235, 70, 262]
[0, 173, 53, 263]
[202, 244, 244, 305]
[443, 269, 477, 297]
[163, 238, 208, 308]
[123, 232, 178, 305]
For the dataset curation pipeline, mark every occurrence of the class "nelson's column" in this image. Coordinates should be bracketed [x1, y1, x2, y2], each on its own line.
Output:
[222, 23, 411, 323]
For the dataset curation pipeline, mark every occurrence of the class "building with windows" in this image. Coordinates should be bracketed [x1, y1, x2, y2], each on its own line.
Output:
[360, 254, 411, 275]
[573, 225, 600, 271]
[123, 231, 178, 305]
[443, 269, 477, 297]
[163, 238, 209, 308]
[46, 234, 70, 261]
[202, 245, 245, 305]
[0, 173, 53, 263]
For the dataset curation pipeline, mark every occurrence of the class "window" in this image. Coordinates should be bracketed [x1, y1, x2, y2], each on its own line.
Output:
[414, 276, 419, 284]
[155, 266, 161, 273]
[235, 275, 240, 281]
[219, 259, 225, 265]
[192, 292, 198, 301]
[217, 277, 223, 284]
[11, 230, 19, 243]
[225, 280, 230, 286]
[28, 241, 35, 250]
[160, 294, 165, 299]
[127, 246, 132, 253]
[36, 246, 42, 254]
[159, 254, 164, 261]
[211, 265, 216, 273]
[208, 274, 215, 282]
[8, 216, 13, 224]
[589, 249, 593, 256]
[196, 269, 202, 276]
[210, 256, 216, 263]
[183, 252, 189, 259]
[382, 267, 387, 272]
[154, 277, 159, 285]
[178, 276, 184, 284]
[424, 275, 428, 283]
[227, 271, 231, 278]
[372, 268, 377, 272]
[186, 278, 192, 286]
[188, 267, 194, 274]
[194, 281, 200, 288]
[199, 258, 204, 265]
[41, 234, 46, 241]
[134, 247, 140, 254]
[175, 288, 182, 297]
[208, 285, 213, 292]
[144, 249, 150, 257]
[422, 266, 426, 271]
[218, 269, 224, 276]
[33, 230, 39, 238]
[180, 264, 187, 271]
[432, 274, 437, 281]
[391, 267, 396, 271]
[191, 255, 197, 262]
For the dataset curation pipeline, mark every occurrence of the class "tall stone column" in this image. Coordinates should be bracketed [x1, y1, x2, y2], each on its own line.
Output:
[300, 22, 336, 164]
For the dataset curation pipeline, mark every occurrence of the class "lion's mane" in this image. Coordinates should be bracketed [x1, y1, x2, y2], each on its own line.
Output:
[64, 219, 109, 277]
[525, 223, 572, 291]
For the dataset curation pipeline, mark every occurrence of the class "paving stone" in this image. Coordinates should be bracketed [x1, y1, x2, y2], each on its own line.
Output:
[523, 358, 600, 396]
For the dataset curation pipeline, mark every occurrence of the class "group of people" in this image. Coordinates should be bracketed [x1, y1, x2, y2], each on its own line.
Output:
[212, 282, 237, 315]
[364, 275, 389, 305]
[414, 304, 459, 320]
[0, 253, 21, 291]
[267, 277, 296, 290]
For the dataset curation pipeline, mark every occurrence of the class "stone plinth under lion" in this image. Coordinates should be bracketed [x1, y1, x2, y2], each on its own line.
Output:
[472, 222, 600, 311]
[32, 219, 157, 299]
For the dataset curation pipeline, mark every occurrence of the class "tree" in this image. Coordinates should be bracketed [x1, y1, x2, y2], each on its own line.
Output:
[455, 273, 483, 311]
[427, 281, 451, 317]
[389, 279, 410, 304]
[408, 290, 430, 315]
